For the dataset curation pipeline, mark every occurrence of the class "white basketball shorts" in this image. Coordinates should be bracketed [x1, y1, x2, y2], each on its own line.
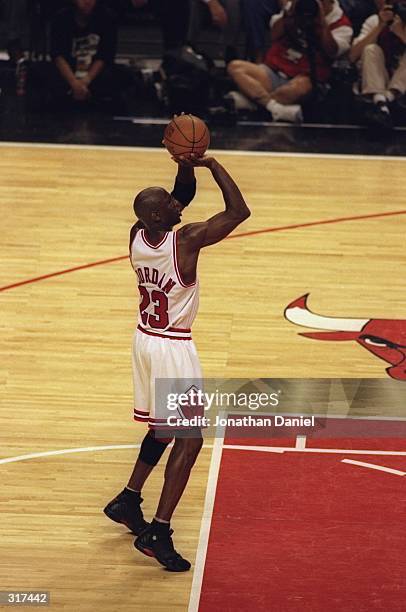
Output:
[132, 328, 203, 429]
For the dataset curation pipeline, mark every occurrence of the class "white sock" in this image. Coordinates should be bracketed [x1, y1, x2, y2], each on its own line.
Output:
[266, 99, 303, 123]
[385, 90, 396, 103]
[372, 94, 390, 114]
[373, 93, 387, 105]
[154, 516, 170, 524]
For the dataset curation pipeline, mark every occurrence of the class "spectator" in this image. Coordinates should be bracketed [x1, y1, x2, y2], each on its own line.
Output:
[187, 0, 242, 64]
[241, 0, 281, 62]
[47, 0, 131, 106]
[227, 0, 353, 122]
[349, 0, 406, 128]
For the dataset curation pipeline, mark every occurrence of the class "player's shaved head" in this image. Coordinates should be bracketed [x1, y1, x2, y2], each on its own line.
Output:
[133, 187, 169, 225]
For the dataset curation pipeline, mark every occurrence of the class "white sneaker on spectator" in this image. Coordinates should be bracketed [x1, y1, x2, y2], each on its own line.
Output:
[224, 91, 257, 111]
[266, 99, 303, 123]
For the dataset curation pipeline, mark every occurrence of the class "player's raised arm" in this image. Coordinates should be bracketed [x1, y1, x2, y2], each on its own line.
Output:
[171, 160, 196, 208]
[179, 155, 250, 248]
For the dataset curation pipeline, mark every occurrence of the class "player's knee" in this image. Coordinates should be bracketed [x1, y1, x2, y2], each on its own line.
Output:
[139, 431, 172, 466]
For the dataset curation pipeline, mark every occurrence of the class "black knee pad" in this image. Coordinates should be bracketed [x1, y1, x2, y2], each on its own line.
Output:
[139, 431, 171, 466]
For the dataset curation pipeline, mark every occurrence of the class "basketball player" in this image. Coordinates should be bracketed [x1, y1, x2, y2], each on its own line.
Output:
[104, 154, 250, 572]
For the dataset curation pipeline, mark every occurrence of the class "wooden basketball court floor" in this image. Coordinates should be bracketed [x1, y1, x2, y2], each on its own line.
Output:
[1, 143, 406, 611]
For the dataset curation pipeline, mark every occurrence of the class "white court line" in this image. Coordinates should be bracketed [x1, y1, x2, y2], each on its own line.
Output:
[342, 458, 406, 476]
[223, 444, 283, 453]
[188, 415, 226, 612]
[273, 448, 406, 456]
[296, 435, 307, 450]
[1, 442, 406, 466]
[0, 141, 405, 162]
[0, 444, 141, 465]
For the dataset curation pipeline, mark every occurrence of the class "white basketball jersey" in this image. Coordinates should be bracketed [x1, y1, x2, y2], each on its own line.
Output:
[130, 229, 199, 340]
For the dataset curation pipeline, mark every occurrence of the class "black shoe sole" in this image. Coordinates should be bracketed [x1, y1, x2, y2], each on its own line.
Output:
[134, 538, 191, 572]
[134, 538, 156, 559]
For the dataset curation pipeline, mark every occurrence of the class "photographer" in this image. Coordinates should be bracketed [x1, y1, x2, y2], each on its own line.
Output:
[350, 0, 406, 127]
[227, 0, 352, 122]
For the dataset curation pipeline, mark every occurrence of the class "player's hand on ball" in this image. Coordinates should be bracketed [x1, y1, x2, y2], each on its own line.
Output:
[171, 154, 193, 167]
[189, 154, 216, 168]
[172, 154, 216, 169]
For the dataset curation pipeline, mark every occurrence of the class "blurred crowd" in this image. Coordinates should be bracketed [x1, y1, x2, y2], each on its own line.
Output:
[1, 0, 406, 127]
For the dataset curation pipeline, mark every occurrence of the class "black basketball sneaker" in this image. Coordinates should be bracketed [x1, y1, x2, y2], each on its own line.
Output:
[103, 489, 149, 535]
[134, 525, 191, 572]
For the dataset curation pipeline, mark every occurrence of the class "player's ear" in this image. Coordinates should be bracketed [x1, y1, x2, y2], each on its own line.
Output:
[151, 210, 161, 222]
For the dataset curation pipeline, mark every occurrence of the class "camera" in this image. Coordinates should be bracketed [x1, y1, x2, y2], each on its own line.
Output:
[392, 1, 406, 22]
[295, 0, 319, 18]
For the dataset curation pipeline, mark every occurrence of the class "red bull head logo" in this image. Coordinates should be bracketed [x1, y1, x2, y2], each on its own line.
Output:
[284, 294, 406, 381]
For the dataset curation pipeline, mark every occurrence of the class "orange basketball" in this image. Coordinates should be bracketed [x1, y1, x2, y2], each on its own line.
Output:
[163, 114, 210, 157]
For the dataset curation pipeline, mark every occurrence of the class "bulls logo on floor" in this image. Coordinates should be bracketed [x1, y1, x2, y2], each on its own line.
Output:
[284, 294, 406, 380]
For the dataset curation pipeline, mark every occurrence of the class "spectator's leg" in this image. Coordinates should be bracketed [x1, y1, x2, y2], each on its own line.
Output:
[270, 75, 312, 105]
[227, 59, 273, 105]
[228, 60, 311, 103]
[388, 51, 406, 97]
[358, 43, 393, 126]
[265, 74, 312, 122]
[241, 0, 279, 62]
[360, 43, 388, 96]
